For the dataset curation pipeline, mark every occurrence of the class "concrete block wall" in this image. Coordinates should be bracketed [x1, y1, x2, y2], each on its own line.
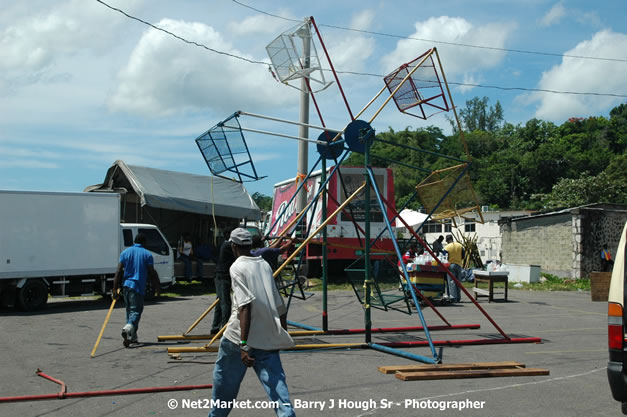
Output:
[501, 213, 572, 278]
[580, 208, 627, 278]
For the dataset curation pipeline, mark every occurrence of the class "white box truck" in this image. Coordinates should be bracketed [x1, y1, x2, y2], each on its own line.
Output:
[0, 190, 175, 310]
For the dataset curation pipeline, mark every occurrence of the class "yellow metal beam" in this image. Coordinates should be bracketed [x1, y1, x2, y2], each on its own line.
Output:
[168, 346, 220, 353]
[167, 342, 368, 354]
[159, 329, 327, 341]
[274, 182, 367, 278]
[183, 298, 219, 336]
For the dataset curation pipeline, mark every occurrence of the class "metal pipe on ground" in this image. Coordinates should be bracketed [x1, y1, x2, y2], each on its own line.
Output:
[0, 370, 212, 404]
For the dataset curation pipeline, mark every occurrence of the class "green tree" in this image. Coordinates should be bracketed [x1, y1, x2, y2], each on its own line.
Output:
[605, 103, 627, 154]
[451, 96, 504, 133]
[535, 171, 627, 209]
[251, 192, 272, 211]
[341, 102, 627, 210]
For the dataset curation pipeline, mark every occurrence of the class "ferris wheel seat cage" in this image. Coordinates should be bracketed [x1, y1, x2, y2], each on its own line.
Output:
[195, 113, 264, 183]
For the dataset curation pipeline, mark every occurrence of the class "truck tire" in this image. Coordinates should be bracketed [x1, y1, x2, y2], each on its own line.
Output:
[17, 279, 48, 311]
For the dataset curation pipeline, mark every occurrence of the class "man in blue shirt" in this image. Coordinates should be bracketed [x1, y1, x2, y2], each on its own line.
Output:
[113, 233, 160, 347]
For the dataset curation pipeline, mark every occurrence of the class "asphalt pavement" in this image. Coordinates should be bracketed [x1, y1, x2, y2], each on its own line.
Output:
[0, 287, 618, 416]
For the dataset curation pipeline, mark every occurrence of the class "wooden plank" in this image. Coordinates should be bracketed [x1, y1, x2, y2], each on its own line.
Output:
[472, 287, 490, 296]
[396, 367, 549, 381]
[379, 361, 525, 374]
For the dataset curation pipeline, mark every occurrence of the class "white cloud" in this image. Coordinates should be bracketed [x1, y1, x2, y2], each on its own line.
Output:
[228, 11, 297, 36]
[575, 11, 602, 27]
[322, 10, 376, 74]
[540, 2, 566, 27]
[381, 16, 514, 77]
[530, 30, 627, 122]
[108, 18, 295, 117]
[0, 159, 59, 169]
[458, 73, 479, 93]
[0, 0, 142, 89]
[349, 10, 375, 31]
[326, 35, 376, 74]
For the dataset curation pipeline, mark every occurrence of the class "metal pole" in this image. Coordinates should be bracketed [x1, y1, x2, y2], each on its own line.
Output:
[274, 182, 367, 277]
[370, 343, 437, 364]
[296, 18, 311, 217]
[321, 157, 328, 331]
[364, 133, 372, 344]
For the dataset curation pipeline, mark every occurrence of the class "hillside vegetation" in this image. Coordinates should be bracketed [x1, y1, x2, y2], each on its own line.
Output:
[343, 98, 627, 210]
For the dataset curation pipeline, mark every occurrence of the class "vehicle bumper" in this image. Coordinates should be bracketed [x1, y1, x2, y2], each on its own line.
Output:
[608, 360, 627, 402]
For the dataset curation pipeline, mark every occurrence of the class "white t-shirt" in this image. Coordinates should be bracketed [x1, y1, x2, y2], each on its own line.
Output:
[223, 256, 294, 351]
[181, 241, 192, 257]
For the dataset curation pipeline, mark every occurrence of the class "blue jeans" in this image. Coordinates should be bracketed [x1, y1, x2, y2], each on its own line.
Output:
[211, 277, 232, 334]
[123, 287, 144, 333]
[447, 263, 462, 302]
[180, 254, 192, 280]
[209, 338, 295, 417]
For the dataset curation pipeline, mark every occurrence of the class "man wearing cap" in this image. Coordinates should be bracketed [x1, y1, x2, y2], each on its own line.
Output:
[209, 228, 296, 417]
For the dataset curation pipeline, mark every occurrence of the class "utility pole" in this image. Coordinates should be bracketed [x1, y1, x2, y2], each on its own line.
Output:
[296, 18, 310, 219]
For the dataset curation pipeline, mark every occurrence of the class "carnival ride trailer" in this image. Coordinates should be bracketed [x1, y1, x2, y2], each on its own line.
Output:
[269, 166, 396, 270]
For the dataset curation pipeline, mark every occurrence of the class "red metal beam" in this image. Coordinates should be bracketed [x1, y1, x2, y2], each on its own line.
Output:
[379, 337, 543, 348]
[325, 324, 480, 335]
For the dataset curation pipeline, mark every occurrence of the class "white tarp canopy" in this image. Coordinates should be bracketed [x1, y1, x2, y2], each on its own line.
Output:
[394, 208, 429, 229]
[85, 160, 261, 220]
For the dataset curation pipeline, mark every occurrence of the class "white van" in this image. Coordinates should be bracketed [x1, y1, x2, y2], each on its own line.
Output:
[608, 221, 627, 414]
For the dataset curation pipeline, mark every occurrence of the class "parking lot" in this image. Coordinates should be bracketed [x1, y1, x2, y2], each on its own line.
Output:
[0, 288, 616, 416]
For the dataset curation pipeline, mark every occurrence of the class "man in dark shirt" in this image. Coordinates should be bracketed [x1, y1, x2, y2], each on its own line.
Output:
[251, 235, 294, 272]
[432, 235, 444, 256]
[210, 230, 236, 335]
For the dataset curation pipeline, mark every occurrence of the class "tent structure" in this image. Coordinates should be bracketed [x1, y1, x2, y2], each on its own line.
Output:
[86, 160, 260, 220]
[85, 160, 260, 247]
[394, 209, 429, 228]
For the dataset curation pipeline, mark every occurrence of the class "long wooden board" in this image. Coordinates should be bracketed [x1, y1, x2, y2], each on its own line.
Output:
[378, 361, 525, 375]
[396, 367, 549, 381]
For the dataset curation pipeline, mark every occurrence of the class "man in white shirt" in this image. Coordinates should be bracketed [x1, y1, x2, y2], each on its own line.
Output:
[209, 228, 295, 417]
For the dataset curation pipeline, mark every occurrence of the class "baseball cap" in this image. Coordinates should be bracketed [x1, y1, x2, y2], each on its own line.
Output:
[229, 227, 253, 246]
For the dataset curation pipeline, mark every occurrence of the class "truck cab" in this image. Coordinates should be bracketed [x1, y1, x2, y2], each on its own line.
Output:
[608, 221, 627, 414]
[120, 224, 175, 291]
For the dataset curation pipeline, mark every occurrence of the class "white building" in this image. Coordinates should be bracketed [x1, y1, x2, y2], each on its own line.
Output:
[396, 207, 533, 264]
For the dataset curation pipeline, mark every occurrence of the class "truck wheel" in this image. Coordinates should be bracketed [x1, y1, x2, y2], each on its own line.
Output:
[17, 279, 48, 311]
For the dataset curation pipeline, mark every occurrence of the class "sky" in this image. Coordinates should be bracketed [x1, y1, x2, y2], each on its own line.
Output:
[1, 0, 626, 197]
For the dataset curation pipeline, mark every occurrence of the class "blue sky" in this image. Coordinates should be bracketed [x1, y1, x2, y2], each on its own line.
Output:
[1, 0, 626, 197]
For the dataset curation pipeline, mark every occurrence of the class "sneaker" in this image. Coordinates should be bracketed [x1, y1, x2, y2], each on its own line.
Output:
[122, 324, 133, 348]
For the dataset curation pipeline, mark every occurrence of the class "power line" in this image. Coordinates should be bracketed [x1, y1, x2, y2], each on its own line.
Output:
[231, 0, 300, 23]
[95, 0, 267, 66]
[337, 69, 627, 98]
[95, 0, 627, 99]
[318, 24, 627, 64]
[231, 0, 627, 64]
